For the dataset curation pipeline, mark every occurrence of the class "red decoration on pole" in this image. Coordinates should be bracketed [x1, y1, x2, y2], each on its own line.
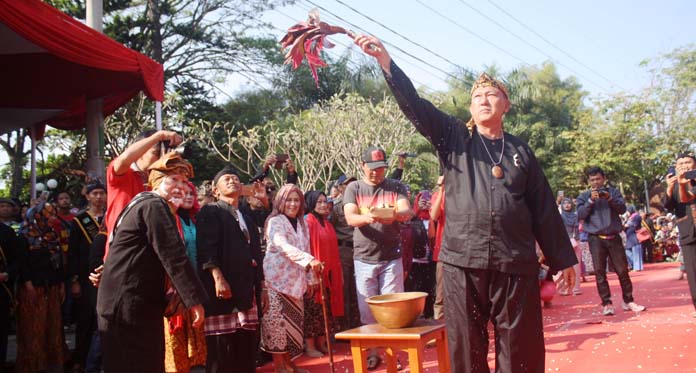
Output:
[279, 8, 379, 87]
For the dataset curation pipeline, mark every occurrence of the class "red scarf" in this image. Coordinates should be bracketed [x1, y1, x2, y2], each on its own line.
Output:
[168, 214, 186, 333]
[306, 213, 344, 317]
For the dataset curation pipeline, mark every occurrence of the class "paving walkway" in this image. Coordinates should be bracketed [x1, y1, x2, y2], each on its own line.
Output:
[258, 261, 696, 372]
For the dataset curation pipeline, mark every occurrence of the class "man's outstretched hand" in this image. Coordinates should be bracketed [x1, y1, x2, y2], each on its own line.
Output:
[354, 35, 392, 74]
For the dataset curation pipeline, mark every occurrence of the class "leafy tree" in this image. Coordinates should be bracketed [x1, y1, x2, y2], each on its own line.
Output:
[192, 93, 418, 191]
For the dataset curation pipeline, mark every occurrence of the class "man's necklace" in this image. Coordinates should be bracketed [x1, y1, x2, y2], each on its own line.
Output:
[477, 131, 505, 179]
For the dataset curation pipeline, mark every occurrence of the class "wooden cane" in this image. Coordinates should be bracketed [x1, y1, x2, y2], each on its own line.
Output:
[318, 272, 336, 373]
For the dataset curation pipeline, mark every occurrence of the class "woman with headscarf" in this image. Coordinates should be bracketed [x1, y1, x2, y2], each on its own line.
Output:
[164, 180, 207, 372]
[96, 152, 207, 372]
[559, 198, 582, 295]
[261, 184, 322, 373]
[16, 199, 68, 373]
[302, 190, 343, 358]
[624, 205, 644, 271]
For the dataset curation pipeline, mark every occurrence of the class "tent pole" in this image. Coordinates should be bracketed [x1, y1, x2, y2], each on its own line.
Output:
[85, 0, 105, 182]
[155, 101, 162, 130]
[30, 126, 37, 199]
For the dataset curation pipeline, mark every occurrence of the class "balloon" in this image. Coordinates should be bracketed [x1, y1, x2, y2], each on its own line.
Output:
[35, 183, 46, 192]
[47, 179, 58, 189]
[540, 280, 556, 302]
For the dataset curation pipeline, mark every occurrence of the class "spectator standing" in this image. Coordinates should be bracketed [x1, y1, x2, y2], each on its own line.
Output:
[303, 191, 343, 358]
[67, 182, 106, 371]
[16, 199, 68, 372]
[0, 221, 20, 368]
[664, 152, 696, 318]
[624, 206, 644, 271]
[329, 175, 360, 330]
[576, 167, 646, 315]
[343, 145, 411, 370]
[164, 181, 207, 373]
[197, 168, 265, 373]
[429, 176, 446, 320]
[261, 184, 322, 373]
[559, 198, 582, 295]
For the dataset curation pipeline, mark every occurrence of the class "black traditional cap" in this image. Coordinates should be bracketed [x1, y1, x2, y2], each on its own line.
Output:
[0, 198, 16, 207]
[361, 146, 388, 170]
[337, 174, 357, 185]
[213, 166, 240, 185]
[85, 182, 106, 194]
[677, 151, 696, 162]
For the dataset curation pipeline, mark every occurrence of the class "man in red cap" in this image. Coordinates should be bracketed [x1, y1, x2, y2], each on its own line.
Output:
[343, 145, 412, 369]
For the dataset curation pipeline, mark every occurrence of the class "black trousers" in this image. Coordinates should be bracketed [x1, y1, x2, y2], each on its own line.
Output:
[641, 241, 654, 263]
[74, 293, 97, 367]
[205, 329, 257, 373]
[98, 315, 164, 373]
[405, 261, 436, 318]
[682, 242, 696, 311]
[442, 264, 544, 373]
[588, 235, 635, 305]
[338, 243, 360, 329]
[0, 294, 10, 371]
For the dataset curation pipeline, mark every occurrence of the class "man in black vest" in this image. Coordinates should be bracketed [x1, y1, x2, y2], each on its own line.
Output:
[664, 152, 696, 318]
[68, 182, 106, 371]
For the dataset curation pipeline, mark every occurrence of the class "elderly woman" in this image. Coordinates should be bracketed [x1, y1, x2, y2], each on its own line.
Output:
[97, 152, 207, 372]
[164, 180, 207, 373]
[302, 190, 343, 358]
[261, 184, 322, 373]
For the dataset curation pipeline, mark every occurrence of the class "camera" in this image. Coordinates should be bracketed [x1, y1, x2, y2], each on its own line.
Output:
[594, 187, 610, 199]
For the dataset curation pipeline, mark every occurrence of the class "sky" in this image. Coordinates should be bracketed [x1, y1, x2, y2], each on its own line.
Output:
[224, 0, 695, 100]
[3, 0, 695, 189]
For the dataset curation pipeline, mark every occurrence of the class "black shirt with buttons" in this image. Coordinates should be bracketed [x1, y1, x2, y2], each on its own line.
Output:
[384, 61, 577, 275]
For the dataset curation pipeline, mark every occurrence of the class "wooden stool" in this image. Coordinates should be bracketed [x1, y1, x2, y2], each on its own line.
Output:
[335, 319, 449, 373]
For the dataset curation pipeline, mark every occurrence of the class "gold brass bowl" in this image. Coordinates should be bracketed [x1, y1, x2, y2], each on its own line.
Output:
[366, 292, 427, 329]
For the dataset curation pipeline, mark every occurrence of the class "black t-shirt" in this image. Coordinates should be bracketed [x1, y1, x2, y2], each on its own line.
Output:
[343, 179, 407, 263]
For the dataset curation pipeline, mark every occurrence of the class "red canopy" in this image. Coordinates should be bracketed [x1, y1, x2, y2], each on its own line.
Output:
[0, 0, 164, 134]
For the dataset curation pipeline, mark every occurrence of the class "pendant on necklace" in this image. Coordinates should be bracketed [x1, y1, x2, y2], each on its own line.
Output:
[492, 165, 504, 179]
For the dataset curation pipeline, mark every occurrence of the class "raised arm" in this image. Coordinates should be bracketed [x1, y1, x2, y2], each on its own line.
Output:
[111, 130, 182, 175]
[354, 34, 457, 154]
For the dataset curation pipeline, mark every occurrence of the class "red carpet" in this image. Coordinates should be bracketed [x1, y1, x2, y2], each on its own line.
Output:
[259, 262, 695, 372]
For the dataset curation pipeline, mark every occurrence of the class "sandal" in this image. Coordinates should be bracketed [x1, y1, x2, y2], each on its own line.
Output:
[366, 355, 381, 371]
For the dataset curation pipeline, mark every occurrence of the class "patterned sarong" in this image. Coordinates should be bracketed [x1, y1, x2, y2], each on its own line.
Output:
[260, 288, 304, 359]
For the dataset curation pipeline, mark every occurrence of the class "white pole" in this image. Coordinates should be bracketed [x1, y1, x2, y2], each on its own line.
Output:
[85, 0, 105, 181]
[155, 101, 162, 130]
[30, 126, 37, 199]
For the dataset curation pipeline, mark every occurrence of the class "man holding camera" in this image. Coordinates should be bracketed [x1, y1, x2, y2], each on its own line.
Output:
[664, 152, 696, 317]
[576, 166, 646, 316]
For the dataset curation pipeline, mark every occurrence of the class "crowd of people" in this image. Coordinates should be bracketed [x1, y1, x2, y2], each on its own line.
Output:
[0, 32, 693, 373]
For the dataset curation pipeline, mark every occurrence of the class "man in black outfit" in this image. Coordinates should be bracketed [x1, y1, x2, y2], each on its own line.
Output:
[97, 153, 206, 372]
[664, 153, 696, 318]
[355, 34, 577, 373]
[67, 182, 106, 371]
[0, 221, 20, 370]
[197, 167, 265, 373]
[576, 166, 646, 316]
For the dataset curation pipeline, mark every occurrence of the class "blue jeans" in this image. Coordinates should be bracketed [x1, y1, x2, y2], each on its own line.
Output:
[631, 244, 644, 271]
[354, 257, 404, 324]
[85, 330, 102, 373]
